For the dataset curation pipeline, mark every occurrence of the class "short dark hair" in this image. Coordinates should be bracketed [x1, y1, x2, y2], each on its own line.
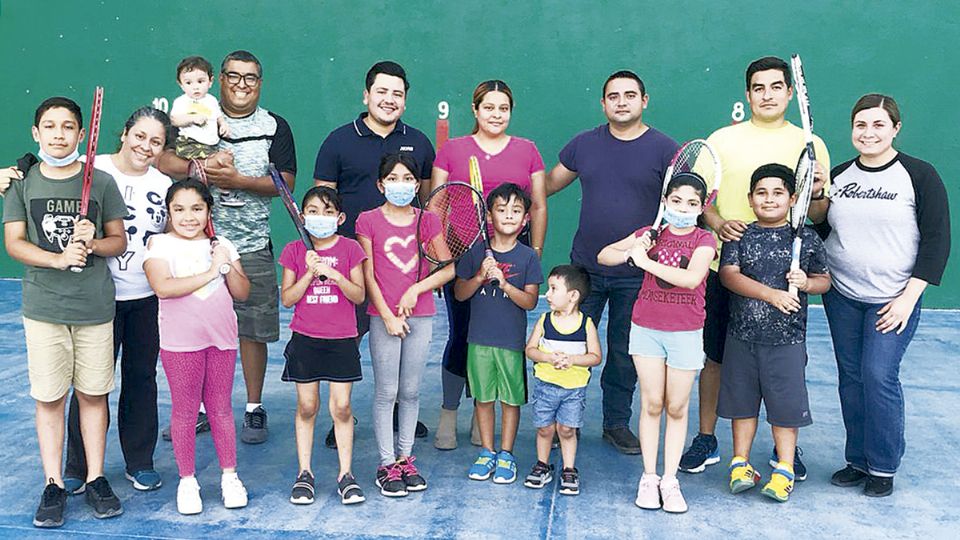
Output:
[745, 56, 791, 90]
[366, 61, 409, 92]
[851, 93, 901, 126]
[378, 152, 420, 180]
[549, 265, 591, 305]
[177, 56, 214, 80]
[486, 182, 531, 212]
[750, 163, 796, 195]
[302, 185, 343, 213]
[666, 172, 707, 204]
[221, 50, 262, 77]
[602, 70, 646, 98]
[166, 178, 214, 211]
[34, 96, 82, 127]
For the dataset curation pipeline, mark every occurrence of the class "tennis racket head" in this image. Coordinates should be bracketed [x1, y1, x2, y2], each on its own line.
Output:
[650, 139, 721, 237]
[268, 164, 313, 249]
[791, 55, 814, 142]
[791, 148, 815, 234]
[420, 181, 485, 267]
[78, 86, 104, 218]
[187, 159, 217, 240]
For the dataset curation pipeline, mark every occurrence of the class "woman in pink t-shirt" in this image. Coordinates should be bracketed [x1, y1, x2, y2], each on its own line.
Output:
[278, 186, 367, 506]
[143, 179, 250, 515]
[430, 80, 547, 449]
[598, 174, 716, 513]
[356, 153, 454, 498]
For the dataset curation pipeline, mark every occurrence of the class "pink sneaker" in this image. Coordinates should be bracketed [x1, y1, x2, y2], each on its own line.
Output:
[634, 473, 661, 509]
[660, 476, 688, 513]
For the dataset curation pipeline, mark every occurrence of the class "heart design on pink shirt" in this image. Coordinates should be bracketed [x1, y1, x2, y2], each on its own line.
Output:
[384, 235, 418, 274]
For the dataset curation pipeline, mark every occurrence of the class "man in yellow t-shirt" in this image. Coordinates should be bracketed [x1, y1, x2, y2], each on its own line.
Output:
[679, 56, 830, 477]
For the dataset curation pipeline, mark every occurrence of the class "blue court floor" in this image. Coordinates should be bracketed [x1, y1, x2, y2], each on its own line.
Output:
[0, 278, 956, 539]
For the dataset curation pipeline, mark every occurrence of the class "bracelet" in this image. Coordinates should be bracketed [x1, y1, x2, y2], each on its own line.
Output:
[532, 246, 543, 251]
[811, 190, 825, 201]
[623, 249, 632, 264]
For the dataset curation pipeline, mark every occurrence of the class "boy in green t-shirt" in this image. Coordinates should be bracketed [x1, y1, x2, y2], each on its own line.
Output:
[3, 97, 128, 528]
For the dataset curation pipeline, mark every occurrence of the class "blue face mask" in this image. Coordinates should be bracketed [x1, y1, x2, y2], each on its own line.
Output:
[303, 214, 339, 239]
[662, 206, 700, 229]
[383, 182, 417, 207]
[38, 147, 80, 167]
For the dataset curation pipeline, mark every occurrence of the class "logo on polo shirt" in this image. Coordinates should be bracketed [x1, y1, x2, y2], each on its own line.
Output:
[400, 145, 414, 152]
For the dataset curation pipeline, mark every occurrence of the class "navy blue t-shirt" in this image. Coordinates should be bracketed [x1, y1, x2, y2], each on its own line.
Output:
[559, 125, 678, 277]
[313, 113, 435, 238]
[720, 223, 828, 345]
[456, 242, 543, 351]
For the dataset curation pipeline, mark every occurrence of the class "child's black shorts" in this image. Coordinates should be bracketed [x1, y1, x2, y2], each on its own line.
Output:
[716, 333, 812, 428]
[281, 332, 362, 383]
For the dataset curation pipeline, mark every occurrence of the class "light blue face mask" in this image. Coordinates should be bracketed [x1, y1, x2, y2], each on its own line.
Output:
[303, 214, 339, 239]
[383, 182, 417, 207]
[662, 206, 700, 229]
[38, 147, 80, 167]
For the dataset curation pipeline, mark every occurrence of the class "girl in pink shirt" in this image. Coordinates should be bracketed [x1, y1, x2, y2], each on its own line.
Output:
[278, 186, 367, 506]
[355, 154, 454, 498]
[143, 179, 250, 516]
[598, 174, 716, 513]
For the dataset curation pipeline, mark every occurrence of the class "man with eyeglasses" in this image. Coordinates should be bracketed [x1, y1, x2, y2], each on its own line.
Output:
[157, 50, 297, 445]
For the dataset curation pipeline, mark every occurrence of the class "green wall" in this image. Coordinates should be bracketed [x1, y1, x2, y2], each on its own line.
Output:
[2, 1, 957, 306]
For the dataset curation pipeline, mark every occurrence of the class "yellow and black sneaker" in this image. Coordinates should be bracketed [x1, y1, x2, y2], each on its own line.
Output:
[762, 463, 795, 502]
[729, 458, 761, 494]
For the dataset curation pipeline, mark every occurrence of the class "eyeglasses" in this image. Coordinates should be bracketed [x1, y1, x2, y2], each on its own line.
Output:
[223, 71, 261, 87]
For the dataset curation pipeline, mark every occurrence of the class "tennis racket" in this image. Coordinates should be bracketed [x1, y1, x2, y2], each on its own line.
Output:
[788, 54, 817, 296]
[268, 164, 325, 281]
[468, 155, 498, 287]
[70, 86, 104, 273]
[187, 159, 234, 275]
[418, 180, 490, 284]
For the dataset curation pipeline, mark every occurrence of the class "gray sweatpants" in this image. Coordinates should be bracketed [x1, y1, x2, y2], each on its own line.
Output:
[369, 315, 433, 466]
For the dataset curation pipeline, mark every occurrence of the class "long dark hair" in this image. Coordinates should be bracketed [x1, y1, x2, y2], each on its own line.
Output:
[116, 106, 173, 152]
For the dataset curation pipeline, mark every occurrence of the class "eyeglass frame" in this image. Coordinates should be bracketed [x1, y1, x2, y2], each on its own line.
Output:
[222, 71, 262, 87]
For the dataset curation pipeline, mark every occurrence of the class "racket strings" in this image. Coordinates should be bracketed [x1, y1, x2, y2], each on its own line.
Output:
[423, 184, 484, 263]
[672, 143, 718, 191]
[791, 153, 815, 230]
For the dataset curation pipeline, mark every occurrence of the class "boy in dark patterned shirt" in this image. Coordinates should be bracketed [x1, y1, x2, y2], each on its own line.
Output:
[717, 164, 830, 503]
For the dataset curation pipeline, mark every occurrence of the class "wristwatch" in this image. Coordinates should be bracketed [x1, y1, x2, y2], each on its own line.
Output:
[218, 263, 232, 275]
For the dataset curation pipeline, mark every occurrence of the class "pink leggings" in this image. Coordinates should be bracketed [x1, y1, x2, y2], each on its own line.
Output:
[160, 347, 237, 477]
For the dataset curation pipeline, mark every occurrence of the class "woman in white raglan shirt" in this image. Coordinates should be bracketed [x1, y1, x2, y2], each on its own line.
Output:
[809, 94, 951, 498]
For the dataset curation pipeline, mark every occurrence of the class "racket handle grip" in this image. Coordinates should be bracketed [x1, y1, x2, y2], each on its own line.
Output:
[787, 237, 802, 296]
[484, 248, 500, 288]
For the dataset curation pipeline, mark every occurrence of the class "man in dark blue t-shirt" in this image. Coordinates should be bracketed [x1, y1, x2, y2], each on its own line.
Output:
[546, 70, 678, 454]
[313, 60, 435, 447]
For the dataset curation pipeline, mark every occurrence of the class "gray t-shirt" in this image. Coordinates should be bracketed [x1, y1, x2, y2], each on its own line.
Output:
[3, 165, 128, 324]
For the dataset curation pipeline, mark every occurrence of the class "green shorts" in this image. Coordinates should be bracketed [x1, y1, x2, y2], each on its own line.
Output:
[466, 344, 527, 406]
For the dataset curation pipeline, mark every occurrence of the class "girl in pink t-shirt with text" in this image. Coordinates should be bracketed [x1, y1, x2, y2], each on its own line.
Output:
[143, 179, 250, 516]
[598, 173, 716, 513]
[355, 153, 454, 498]
[278, 186, 367, 506]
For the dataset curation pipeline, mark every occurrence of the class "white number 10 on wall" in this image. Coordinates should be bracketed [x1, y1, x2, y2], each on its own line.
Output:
[152, 97, 169, 113]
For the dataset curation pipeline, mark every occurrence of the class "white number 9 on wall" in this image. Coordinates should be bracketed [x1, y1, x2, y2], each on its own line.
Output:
[438, 101, 449, 120]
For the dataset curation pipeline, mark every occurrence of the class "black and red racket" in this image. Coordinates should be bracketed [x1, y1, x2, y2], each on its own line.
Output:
[70, 86, 104, 273]
[418, 179, 490, 284]
[269, 164, 325, 281]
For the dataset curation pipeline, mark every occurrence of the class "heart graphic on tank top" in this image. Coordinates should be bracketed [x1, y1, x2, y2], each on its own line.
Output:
[384, 235, 418, 274]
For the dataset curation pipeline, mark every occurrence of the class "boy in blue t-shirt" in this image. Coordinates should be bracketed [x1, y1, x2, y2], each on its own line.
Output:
[717, 163, 830, 503]
[455, 183, 543, 485]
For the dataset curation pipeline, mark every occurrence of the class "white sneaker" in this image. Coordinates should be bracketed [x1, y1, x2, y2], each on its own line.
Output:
[660, 475, 688, 513]
[634, 473, 661, 509]
[177, 477, 203, 515]
[221, 472, 248, 509]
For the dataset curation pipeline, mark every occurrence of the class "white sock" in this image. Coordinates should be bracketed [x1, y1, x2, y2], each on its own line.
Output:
[222, 471, 238, 481]
[245, 403, 262, 413]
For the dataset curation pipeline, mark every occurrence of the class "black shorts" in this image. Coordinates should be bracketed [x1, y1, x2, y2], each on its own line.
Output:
[281, 332, 362, 383]
[702, 270, 730, 363]
[716, 334, 812, 428]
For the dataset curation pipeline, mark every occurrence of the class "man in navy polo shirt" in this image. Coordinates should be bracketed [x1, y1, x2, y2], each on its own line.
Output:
[546, 70, 679, 454]
[313, 60, 435, 447]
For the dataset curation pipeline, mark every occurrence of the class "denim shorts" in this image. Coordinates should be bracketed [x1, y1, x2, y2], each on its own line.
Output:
[531, 378, 587, 428]
[628, 325, 705, 371]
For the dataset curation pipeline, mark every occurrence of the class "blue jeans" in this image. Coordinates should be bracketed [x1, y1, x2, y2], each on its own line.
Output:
[580, 271, 643, 430]
[822, 288, 922, 476]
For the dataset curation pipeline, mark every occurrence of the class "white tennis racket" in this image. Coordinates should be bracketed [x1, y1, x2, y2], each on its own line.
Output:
[789, 54, 817, 296]
[649, 138, 722, 240]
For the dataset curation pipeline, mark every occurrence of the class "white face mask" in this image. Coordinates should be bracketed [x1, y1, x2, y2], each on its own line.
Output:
[303, 214, 338, 239]
[384, 182, 417, 207]
[662, 206, 700, 228]
[38, 147, 80, 167]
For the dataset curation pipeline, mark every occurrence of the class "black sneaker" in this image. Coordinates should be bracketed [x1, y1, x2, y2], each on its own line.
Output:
[392, 404, 429, 439]
[241, 406, 268, 444]
[679, 433, 720, 473]
[524, 461, 554, 489]
[397, 456, 427, 492]
[559, 467, 580, 496]
[85, 476, 123, 519]
[325, 416, 359, 449]
[375, 464, 408, 498]
[337, 473, 366, 505]
[602, 427, 641, 455]
[290, 470, 315, 505]
[864, 474, 894, 497]
[162, 411, 211, 441]
[831, 465, 868, 487]
[770, 446, 807, 481]
[33, 479, 66, 528]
